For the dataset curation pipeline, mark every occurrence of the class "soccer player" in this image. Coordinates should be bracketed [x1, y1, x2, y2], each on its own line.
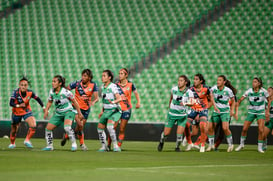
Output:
[43, 75, 84, 151]
[9, 76, 45, 149]
[184, 73, 218, 152]
[207, 75, 235, 152]
[61, 69, 99, 151]
[157, 75, 194, 152]
[263, 87, 273, 150]
[97, 70, 122, 152]
[109, 68, 140, 148]
[214, 88, 239, 151]
[235, 77, 269, 153]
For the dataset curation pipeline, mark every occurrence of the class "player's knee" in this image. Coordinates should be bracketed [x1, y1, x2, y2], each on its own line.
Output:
[64, 125, 72, 133]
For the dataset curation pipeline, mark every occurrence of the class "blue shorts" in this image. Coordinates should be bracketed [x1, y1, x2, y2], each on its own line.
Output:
[188, 109, 208, 120]
[11, 112, 33, 125]
[80, 108, 90, 120]
[120, 109, 132, 121]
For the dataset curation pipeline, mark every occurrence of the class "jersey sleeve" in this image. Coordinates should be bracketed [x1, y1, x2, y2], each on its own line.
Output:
[10, 89, 16, 99]
[188, 89, 194, 98]
[228, 88, 234, 98]
[206, 86, 211, 95]
[263, 88, 269, 98]
[65, 89, 74, 100]
[243, 89, 250, 97]
[132, 83, 136, 92]
[48, 90, 53, 101]
[31, 90, 38, 99]
[93, 82, 98, 92]
[69, 80, 78, 90]
[112, 84, 119, 94]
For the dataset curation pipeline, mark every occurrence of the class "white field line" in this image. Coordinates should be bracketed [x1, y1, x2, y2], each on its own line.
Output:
[97, 164, 273, 171]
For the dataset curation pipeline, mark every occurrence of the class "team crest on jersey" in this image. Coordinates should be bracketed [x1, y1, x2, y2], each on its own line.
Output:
[89, 88, 92, 91]
[126, 87, 130, 90]
[107, 89, 110, 93]
[202, 92, 205, 95]
[60, 95, 63, 99]
[27, 96, 30, 99]
[260, 93, 262, 97]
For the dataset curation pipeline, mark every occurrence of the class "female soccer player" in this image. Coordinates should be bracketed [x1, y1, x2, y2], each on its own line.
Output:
[43, 75, 83, 151]
[214, 85, 239, 151]
[107, 68, 140, 149]
[97, 70, 122, 152]
[235, 77, 269, 153]
[9, 76, 45, 149]
[61, 69, 99, 151]
[207, 75, 235, 152]
[184, 73, 218, 152]
[263, 87, 273, 150]
[157, 75, 194, 152]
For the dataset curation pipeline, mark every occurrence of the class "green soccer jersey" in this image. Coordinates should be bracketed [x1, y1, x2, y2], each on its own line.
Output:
[48, 87, 74, 114]
[101, 82, 120, 110]
[243, 88, 269, 115]
[169, 86, 194, 116]
[211, 85, 234, 113]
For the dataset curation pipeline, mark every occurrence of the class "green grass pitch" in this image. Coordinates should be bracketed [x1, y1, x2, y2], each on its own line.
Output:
[0, 138, 273, 181]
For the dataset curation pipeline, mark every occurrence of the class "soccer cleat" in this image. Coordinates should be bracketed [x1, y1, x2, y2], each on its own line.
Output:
[71, 143, 77, 152]
[200, 146, 205, 153]
[185, 143, 193, 151]
[42, 146, 53, 151]
[8, 144, 16, 149]
[206, 145, 215, 152]
[258, 148, 265, 153]
[227, 145, 234, 152]
[60, 135, 67, 146]
[24, 141, 33, 149]
[113, 146, 121, 152]
[80, 144, 88, 151]
[235, 145, 244, 152]
[175, 147, 181, 152]
[182, 137, 187, 146]
[157, 142, 164, 152]
[107, 145, 111, 151]
[193, 144, 200, 150]
[98, 146, 109, 152]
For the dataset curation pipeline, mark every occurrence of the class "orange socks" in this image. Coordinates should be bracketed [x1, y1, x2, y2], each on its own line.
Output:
[25, 127, 36, 141]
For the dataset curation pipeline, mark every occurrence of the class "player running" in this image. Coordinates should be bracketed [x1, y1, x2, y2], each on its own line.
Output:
[9, 76, 45, 149]
[97, 70, 122, 152]
[42, 75, 83, 151]
[207, 75, 235, 152]
[61, 69, 99, 151]
[235, 77, 269, 153]
[158, 75, 194, 152]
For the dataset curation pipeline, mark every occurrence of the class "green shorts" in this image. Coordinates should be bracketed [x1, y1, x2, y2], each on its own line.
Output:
[48, 111, 75, 127]
[265, 118, 273, 130]
[165, 113, 187, 128]
[210, 112, 230, 124]
[246, 113, 265, 122]
[99, 109, 121, 125]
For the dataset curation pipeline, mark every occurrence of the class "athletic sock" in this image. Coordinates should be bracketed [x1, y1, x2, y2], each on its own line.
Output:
[45, 129, 53, 147]
[226, 134, 233, 146]
[64, 125, 76, 145]
[97, 128, 107, 148]
[185, 122, 192, 144]
[77, 131, 84, 145]
[107, 124, 118, 148]
[10, 132, 16, 144]
[240, 136, 247, 146]
[118, 133, 125, 147]
[176, 134, 183, 148]
[25, 127, 36, 141]
[160, 132, 168, 143]
[208, 135, 215, 147]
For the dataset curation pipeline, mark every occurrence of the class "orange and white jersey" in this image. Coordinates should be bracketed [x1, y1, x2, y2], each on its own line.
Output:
[116, 81, 136, 111]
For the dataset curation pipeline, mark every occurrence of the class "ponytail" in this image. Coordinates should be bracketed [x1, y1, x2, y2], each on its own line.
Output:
[219, 75, 237, 95]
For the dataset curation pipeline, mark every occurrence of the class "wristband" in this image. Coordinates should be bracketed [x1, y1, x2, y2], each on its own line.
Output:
[16, 104, 19, 108]
[43, 106, 46, 109]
